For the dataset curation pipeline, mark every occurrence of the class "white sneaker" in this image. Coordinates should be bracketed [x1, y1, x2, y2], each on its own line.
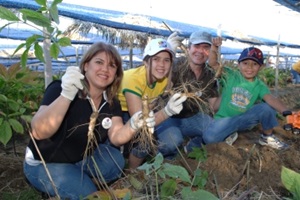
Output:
[258, 134, 289, 150]
[225, 132, 238, 146]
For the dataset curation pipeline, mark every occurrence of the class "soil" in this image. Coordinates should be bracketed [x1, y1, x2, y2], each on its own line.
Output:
[1, 85, 300, 200]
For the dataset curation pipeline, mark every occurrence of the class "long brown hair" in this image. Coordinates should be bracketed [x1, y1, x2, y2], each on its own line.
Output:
[79, 42, 123, 105]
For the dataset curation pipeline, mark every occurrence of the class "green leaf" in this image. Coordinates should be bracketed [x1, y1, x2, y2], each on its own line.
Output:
[281, 166, 300, 197]
[26, 16, 52, 28]
[34, 43, 45, 63]
[193, 169, 208, 188]
[152, 153, 163, 170]
[57, 37, 71, 47]
[0, 94, 8, 102]
[21, 115, 32, 123]
[0, 6, 20, 21]
[51, 0, 63, 6]
[0, 120, 12, 146]
[160, 179, 177, 198]
[188, 146, 207, 162]
[12, 43, 26, 57]
[8, 100, 20, 112]
[9, 118, 24, 134]
[50, 43, 59, 59]
[26, 34, 43, 48]
[161, 163, 191, 184]
[20, 9, 51, 28]
[21, 49, 29, 68]
[49, 3, 59, 24]
[181, 187, 218, 200]
[35, 0, 47, 7]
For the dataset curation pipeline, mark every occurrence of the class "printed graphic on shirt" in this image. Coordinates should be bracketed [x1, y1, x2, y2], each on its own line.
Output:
[230, 87, 252, 109]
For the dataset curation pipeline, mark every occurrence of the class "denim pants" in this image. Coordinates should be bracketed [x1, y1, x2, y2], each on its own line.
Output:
[24, 144, 124, 200]
[202, 103, 278, 144]
[155, 112, 213, 157]
[291, 69, 300, 84]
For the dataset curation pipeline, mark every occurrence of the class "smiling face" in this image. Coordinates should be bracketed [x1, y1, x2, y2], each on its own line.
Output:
[84, 51, 118, 91]
[238, 59, 261, 81]
[145, 51, 172, 84]
[188, 43, 211, 66]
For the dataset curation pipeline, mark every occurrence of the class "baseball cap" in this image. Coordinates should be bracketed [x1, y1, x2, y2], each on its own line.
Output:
[238, 47, 264, 66]
[189, 31, 212, 45]
[143, 38, 174, 60]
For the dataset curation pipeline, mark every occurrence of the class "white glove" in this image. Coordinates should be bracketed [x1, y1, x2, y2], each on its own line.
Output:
[130, 111, 156, 131]
[61, 66, 84, 101]
[167, 32, 184, 53]
[164, 93, 187, 117]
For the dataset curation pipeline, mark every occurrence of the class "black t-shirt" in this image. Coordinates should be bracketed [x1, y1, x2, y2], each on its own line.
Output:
[171, 57, 219, 118]
[28, 80, 122, 163]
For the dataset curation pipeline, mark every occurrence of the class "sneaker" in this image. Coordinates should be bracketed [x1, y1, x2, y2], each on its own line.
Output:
[258, 134, 289, 150]
[225, 132, 238, 146]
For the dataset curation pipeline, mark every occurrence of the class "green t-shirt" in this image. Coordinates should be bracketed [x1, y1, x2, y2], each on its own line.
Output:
[215, 67, 270, 119]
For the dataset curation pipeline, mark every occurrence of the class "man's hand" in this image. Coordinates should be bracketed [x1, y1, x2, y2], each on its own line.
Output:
[164, 93, 187, 117]
[167, 32, 184, 53]
[61, 66, 84, 101]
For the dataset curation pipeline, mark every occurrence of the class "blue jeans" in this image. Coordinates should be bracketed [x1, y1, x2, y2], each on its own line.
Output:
[24, 144, 124, 200]
[155, 112, 213, 157]
[291, 69, 300, 84]
[203, 103, 278, 144]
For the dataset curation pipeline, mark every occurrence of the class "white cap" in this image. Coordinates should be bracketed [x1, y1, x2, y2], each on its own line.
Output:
[143, 38, 174, 60]
[189, 31, 212, 45]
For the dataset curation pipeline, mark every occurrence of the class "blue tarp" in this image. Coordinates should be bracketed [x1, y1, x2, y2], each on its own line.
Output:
[1, 0, 300, 48]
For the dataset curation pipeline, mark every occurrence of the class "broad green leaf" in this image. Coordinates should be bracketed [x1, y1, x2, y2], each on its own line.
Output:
[160, 179, 177, 198]
[20, 9, 50, 24]
[137, 162, 152, 175]
[9, 118, 24, 134]
[161, 163, 191, 184]
[8, 112, 22, 118]
[34, 43, 45, 63]
[50, 43, 59, 59]
[26, 16, 52, 28]
[51, 0, 63, 6]
[281, 166, 300, 196]
[35, 0, 47, 7]
[49, 4, 59, 24]
[181, 187, 218, 200]
[0, 94, 8, 102]
[57, 37, 71, 47]
[8, 100, 19, 111]
[26, 34, 43, 48]
[21, 115, 32, 123]
[0, 6, 20, 21]
[12, 43, 26, 57]
[21, 49, 29, 68]
[0, 120, 12, 146]
[193, 168, 208, 188]
[152, 152, 163, 170]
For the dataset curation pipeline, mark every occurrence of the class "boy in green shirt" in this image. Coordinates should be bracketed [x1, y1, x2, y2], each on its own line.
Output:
[203, 47, 290, 150]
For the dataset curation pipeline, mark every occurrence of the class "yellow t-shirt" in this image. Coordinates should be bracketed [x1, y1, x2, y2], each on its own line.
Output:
[292, 61, 300, 73]
[118, 66, 168, 111]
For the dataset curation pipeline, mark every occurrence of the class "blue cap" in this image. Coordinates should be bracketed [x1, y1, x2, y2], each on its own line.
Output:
[238, 47, 264, 65]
